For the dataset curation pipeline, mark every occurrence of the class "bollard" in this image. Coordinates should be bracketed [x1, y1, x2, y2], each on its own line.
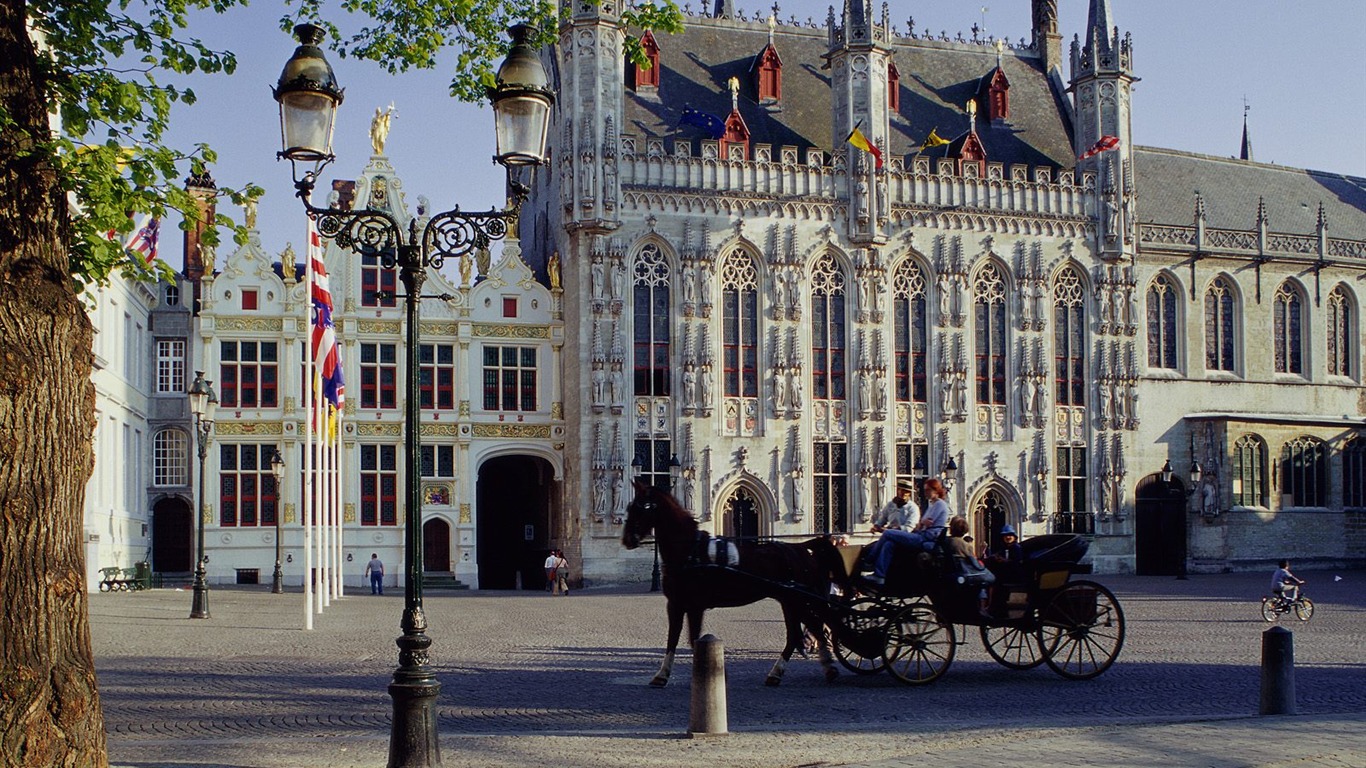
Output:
[1260, 626, 1296, 715]
[688, 634, 728, 736]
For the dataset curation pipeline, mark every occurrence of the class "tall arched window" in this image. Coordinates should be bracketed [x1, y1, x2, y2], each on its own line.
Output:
[1343, 434, 1365, 510]
[1204, 277, 1237, 372]
[1327, 285, 1353, 378]
[1232, 434, 1267, 507]
[1146, 273, 1179, 369]
[1273, 281, 1304, 375]
[720, 248, 759, 399]
[1053, 267, 1086, 406]
[892, 259, 928, 404]
[1280, 436, 1326, 508]
[152, 428, 188, 487]
[809, 253, 847, 401]
[632, 244, 671, 396]
[973, 263, 1008, 405]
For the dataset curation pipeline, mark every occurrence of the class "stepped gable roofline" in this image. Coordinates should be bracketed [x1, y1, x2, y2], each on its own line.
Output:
[621, 12, 1073, 170]
[1134, 146, 1366, 242]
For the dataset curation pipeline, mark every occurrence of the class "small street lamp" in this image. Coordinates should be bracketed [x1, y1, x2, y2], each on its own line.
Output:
[941, 455, 959, 490]
[274, 22, 552, 768]
[269, 448, 286, 594]
[187, 371, 217, 619]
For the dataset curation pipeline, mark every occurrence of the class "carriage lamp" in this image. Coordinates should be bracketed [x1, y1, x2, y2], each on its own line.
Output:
[1160, 458, 1203, 496]
[269, 448, 286, 594]
[272, 22, 551, 768]
[668, 454, 681, 489]
[942, 456, 959, 489]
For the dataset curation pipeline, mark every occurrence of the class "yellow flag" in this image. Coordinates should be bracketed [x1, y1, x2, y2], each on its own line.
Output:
[919, 128, 949, 151]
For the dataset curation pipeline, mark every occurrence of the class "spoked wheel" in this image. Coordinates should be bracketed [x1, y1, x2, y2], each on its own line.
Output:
[832, 597, 888, 675]
[1260, 597, 1280, 622]
[1038, 580, 1125, 680]
[980, 622, 1046, 669]
[883, 602, 955, 685]
[1294, 598, 1314, 622]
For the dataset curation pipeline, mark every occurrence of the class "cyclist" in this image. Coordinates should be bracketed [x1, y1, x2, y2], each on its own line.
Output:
[1270, 559, 1305, 604]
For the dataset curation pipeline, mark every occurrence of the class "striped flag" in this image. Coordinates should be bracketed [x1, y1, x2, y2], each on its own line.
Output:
[846, 121, 883, 169]
[125, 215, 160, 263]
[308, 221, 345, 411]
[1079, 135, 1120, 160]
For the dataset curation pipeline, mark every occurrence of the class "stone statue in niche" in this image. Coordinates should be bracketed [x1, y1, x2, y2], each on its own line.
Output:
[682, 262, 697, 304]
[593, 472, 610, 521]
[857, 371, 872, 413]
[591, 365, 606, 407]
[609, 364, 625, 408]
[682, 362, 698, 408]
[788, 370, 804, 411]
[952, 370, 967, 415]
[699, 364, 713, 408]
[610, 258, 626, 301]
[590, 257, 605, 301]
[771, 367, 787, 412]
[874, 374, 887, 414]
[611, 471, 625, 521]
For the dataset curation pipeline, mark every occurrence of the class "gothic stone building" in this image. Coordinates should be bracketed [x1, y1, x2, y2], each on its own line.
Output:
[176, 0, 1365, 592]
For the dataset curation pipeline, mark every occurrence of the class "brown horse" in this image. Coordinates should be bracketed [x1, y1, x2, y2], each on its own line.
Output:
[621, 480, 843, 687]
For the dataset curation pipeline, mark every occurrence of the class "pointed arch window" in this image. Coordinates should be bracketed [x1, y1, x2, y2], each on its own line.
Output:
[1327, 285, 1354, 378]
[721, 248, 759, 398]
[755, 43, 782, 104]
[1146, 273, 1179, 369]
[1053, 267, 1086, 406]
[632, 244, 671, 396]
[810, 253, 847, 400]
[1232, 434, 1268, 508]
[1273, 282, 1304, 375]
[1280, 436, 1326, 508]
[974, 263, 1008, 405]
[631, 31, 661, 90]
[1204, 277, 1237, 372]
[892, 260, 928, 404]
[1344, 435, 1366, 510]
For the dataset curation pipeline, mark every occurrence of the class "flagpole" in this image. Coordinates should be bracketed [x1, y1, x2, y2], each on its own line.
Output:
[330, 411, 341, 600]
[303, 218, 316, 631]
[334, 413, 344, 598]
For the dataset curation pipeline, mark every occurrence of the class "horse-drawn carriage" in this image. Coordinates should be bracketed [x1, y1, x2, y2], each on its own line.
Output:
[623, 480, 1125, 687]
[823, 533, 1125, 684]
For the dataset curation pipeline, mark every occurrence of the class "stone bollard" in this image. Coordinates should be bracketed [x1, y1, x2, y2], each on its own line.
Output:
[1260, 626, 1296, 715]
[688, 634, 728, 737]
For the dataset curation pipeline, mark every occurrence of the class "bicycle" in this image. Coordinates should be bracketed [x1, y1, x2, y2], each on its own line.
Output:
[1260, 591, 1314, 622]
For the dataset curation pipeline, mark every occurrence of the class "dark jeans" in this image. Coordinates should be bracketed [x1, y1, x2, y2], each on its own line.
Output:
[370, 573, 383, 595]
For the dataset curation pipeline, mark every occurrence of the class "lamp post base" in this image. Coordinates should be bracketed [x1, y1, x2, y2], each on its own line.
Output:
[190, 569, 211, 619]
[271, 562, 285, 594]
[388, 615, 442, 767]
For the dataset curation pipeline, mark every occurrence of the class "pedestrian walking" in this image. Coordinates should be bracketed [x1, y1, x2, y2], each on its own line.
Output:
[544, 550, 560, 593]
[554, 550, 570, 596]
[365, 553, 384, 595]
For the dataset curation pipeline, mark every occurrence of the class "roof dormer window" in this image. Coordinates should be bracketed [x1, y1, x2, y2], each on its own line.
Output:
[981, 66, 1010, 122]
[754, 43, 782, 105]
[888, 60, 901, 111]
[631, 31, 661, 91]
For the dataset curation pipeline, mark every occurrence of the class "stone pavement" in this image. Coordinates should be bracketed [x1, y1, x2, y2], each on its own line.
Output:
[92, 570, 1366, 767]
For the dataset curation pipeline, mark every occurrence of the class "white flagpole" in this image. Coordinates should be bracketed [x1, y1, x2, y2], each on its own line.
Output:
[320, 410, 331, 609]
[333, 421, 344, 598]
[303, 218, 316, 631]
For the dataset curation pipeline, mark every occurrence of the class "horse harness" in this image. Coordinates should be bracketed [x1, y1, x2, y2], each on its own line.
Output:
[687, 531, 742, 569]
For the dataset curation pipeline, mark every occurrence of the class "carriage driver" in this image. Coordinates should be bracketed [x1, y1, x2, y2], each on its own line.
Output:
[863, 479, 921, 583]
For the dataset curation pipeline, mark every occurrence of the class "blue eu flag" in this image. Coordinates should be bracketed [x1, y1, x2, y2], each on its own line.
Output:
[677, 107, 726, 140]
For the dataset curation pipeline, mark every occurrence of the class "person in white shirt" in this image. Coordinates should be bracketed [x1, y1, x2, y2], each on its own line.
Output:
[869, 478, 951, 583]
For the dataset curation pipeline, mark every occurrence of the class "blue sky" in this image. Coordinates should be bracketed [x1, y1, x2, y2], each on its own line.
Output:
[159, 1, 1366, 261]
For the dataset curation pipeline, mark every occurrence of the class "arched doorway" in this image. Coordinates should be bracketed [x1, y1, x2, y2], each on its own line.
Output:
[423, 518, 451, 573]
[969, 487, 1012, 553]
[721, 487, 760, 539]
[476, 455, 554, 590]
[151, 497, 192, 572]
[1135, 474, 1187, 575]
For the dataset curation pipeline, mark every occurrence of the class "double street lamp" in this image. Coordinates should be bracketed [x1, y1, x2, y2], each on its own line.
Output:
[273, 22, 552, 768]
[632, 453, 680, 592]
[269, 448, 286, 593]
[188, 371, 218, 619]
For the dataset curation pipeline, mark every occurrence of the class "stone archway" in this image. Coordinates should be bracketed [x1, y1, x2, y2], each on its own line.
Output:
[720, 486, 761, 539]
[422, 518, 451, 573]
[967, 483, 1022, 554]
[151, 496, 192, 572]
[1135, 473, 1187, 575]
[476, 455, 555, 590]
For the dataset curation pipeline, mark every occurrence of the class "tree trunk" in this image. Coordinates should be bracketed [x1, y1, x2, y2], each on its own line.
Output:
[0, 1, 107, 765]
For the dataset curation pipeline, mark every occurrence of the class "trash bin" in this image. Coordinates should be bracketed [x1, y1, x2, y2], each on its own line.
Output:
[133, 561, 152, 591]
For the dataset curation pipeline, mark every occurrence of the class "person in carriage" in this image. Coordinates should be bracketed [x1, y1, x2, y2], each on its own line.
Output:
[867, 477, 952, 584]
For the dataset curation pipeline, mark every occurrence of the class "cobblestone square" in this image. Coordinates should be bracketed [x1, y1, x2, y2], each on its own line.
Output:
[94, 570, 1366, 767]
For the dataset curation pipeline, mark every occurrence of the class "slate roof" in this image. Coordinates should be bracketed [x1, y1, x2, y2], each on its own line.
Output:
[1135, 147, 1366, 242]
[622, 16, 1074, 170]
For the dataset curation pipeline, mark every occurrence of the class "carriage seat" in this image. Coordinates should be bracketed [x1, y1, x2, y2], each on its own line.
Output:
[837, 544, 865, 579]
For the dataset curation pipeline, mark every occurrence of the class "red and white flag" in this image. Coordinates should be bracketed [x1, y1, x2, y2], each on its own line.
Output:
[124, 214, 160, 263]
[1079, 135, 1120, 160]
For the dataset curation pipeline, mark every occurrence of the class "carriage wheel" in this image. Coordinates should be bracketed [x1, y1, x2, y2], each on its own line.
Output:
[832, 597, 888, 675]
[883, 602, 955, 685]
[979, 623, 1046, 670]
[1260, 597, 1279, 622]
[1039, 580, 1125, 680]
[1294, 598, 1314, 622]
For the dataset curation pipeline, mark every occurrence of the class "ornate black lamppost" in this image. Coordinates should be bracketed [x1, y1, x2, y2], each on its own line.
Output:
[273, 22, 552, 768]
[1160, 456, 1201, 580]
[188, 370, 217, 619]
[270, 448, 286, 593]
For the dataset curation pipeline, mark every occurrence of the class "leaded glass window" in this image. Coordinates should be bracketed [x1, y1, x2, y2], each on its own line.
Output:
[1146, 273, 1179, 369]
[892, 260, 928, 403]
[973, 263, 1008, 405]
[1055, 445, 1091, 533]
[1232, 434, 1267, 507]
[1345, 435, 1365, 509]
[1273, 282, 1303, 375]
[720, 248, 760, 398]
[810, 253, 847, 400]
[1204, 277, 1236, 372]
[1280, 436, 1326, 508]
[632, 244, 672, 396]
[1053, 267, 1086, 406]
[812, 441, 849, 534]
[1327, 285, 1353, 378]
